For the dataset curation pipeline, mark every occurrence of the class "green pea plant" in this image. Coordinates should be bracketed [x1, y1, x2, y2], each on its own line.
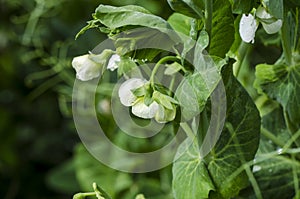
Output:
[71, 0, 300, 198]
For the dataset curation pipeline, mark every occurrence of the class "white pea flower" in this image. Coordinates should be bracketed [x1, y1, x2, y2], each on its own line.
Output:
[118, 78, 177, 122]
[107, 54, 121, 71]
[132, 98, 159, 119]
[239, 6, 282, 43]
[256, 6, 282, 34]
[72, 54, 102, 81]
[239, 14, 258, 43]
[72, 49, 113, 81]
[118, 78, 146, 106]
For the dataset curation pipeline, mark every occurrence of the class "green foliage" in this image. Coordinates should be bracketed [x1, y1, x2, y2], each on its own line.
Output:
[93, 5, 171, 33]
[255, 63, 300, 132]
[167, 0, 205, 19]
[209, 0, 235, 58]
[4, 0, 300, 198]
[172, 140, 215, 199]
[231, 0, 255, 14]
[70, 0, 300, 198]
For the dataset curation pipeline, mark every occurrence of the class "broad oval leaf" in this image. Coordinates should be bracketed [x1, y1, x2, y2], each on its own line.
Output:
[173, 62, 260, 198]
[167, 0, 205, 19]
[205, 62, 260, 198]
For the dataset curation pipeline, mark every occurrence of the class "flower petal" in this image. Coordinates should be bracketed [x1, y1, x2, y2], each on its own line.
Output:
[261, 19, 282, 34]
[239, 14, 258, 43]
[118, 78, 146, 106]
[107, 54, 121, 71]
[255, 6, 282, 34]
[155, 104, 176, 123]
[256, 6, 272, 20]
[72, 54, 101, 81]
[132, 99, 159, 119]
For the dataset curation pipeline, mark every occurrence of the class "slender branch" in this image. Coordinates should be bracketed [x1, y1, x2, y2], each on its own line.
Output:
[204, 0, 213, 43]
[180, 122, 196, 140]
[235, 42, 250, 78]
[150, 56, 180, 88]
[261, 127, 285, 148]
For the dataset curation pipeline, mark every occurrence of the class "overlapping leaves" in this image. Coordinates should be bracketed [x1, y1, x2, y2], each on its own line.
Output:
[173, 63, 260, 199]
[255, 63, 300, 132]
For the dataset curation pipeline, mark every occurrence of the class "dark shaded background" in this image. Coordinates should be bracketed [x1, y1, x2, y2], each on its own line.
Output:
[0, 1, 172, 198]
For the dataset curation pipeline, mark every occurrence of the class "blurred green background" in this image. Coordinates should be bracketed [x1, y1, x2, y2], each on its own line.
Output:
[0, 0, 173, 198]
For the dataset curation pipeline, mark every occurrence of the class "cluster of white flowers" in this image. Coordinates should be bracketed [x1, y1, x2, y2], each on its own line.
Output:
[118, 78, 177, 123]
[72, 50, 178, 123]
[71, 50, 120, 81]
[239, 6, 282, 43]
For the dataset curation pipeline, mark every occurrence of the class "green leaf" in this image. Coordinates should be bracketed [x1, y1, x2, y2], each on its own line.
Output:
[204, 62, 260, 198]
[259, 106, 290, 153]
[153, 91, 178, 110]
[228, 15, 242, 57]
[93, 5, 178, 61]
[167, 0, 205, 19]
[95, 5, 152, 14]
[197, 30, 209, 51]
[173, 62, 260, 198]
[240, 156, 300, 199]
[263, 0, 284, 19]
[113, 28, 174, 61]
[94, 5, 171, 34]
[172, 140, 215, 199]
[209, 0, 235, 58]
[281, 12, 295, 64]
[255, 63, 300, 131]
[175, 72, 212, 121]
[75, 19, 102, 39]
[230, 0, 255, 14]
[167, 13, 192, 37]
[167, 13, 199, 59]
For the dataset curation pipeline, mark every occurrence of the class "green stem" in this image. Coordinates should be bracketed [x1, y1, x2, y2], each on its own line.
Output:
[204, 0, 213, 43]
[73, 192, 96, 198]
[244, 164, 263, 199]
[168, 75, 176, 96]
[180, 122, 196, 140]
[283, 129, 300, 151]
[22, 0, 45, 45]
[261, 127, 285, 148]
[293, 8, 299, 52]
[283, 111, 300, 147]
[150, 56, 180, 88]
[235, 42, 249, 78]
